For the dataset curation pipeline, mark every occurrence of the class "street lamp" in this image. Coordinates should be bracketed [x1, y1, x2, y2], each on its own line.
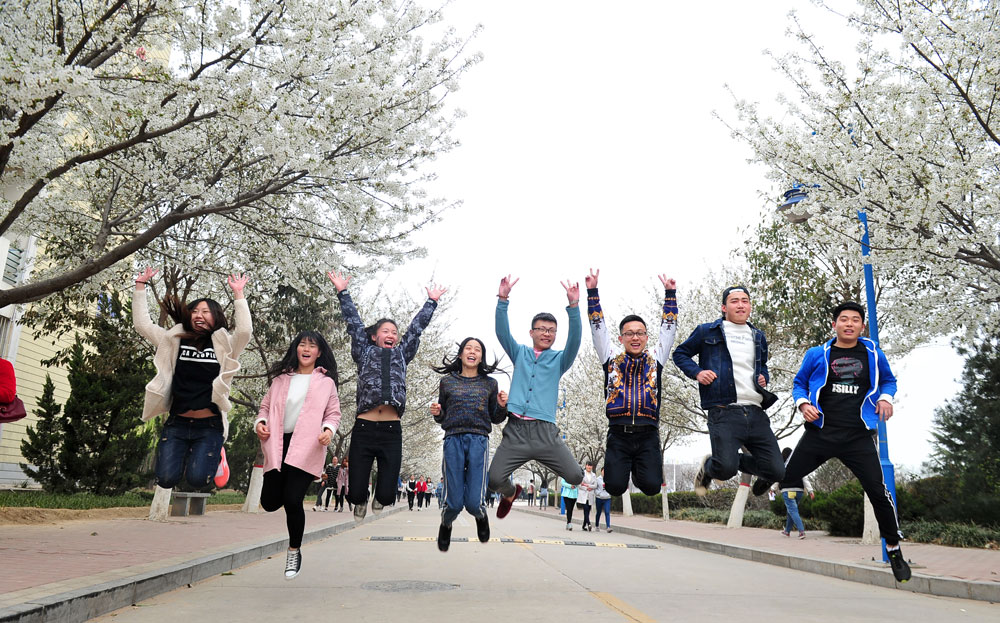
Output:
[778, 185, 898, 563]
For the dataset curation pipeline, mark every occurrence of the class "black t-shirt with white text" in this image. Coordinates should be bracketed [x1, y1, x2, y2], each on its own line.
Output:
[814, 343, 870, 433]
[170, 339, 221, 416]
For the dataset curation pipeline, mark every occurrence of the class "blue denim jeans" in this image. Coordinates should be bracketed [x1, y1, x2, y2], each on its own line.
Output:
[705, 404, 784, 482]
[595, 497, 612, 528]
[783, 491, 805, 533]
[155, 414, 224, 489]
[440, 433, 489, 527]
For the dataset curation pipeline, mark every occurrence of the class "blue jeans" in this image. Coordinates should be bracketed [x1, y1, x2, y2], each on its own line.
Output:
[783, 491, 805, 533]
[705, 405, 784, 482]
[441, 433, 489, 527]
[595, 497, 611, 528]
[155, 415, 224, 489]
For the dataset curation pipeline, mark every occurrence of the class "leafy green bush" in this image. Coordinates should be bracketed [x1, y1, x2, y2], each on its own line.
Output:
[674, 507, 824, 530]
[811, 480, 865, 536]
[770, 491, 821, 519]
[902, 520, 1000, 548]
[610, 488, 771, 514]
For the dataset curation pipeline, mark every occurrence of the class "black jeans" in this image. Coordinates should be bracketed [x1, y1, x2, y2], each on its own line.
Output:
[562, 496, 576, 524]
[260, 433, 315, 549]
[705, 405, 784, 482]
[782, 428, 902, 544]
[347, 419, 402, 506]
[604, 425, 662, 496]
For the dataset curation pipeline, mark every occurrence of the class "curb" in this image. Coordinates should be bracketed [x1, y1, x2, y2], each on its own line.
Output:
[0, 505, 404, 623]
[518, 507, 999, 603]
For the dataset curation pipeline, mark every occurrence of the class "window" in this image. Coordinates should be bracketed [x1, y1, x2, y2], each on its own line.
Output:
[3, 245, 22, 285]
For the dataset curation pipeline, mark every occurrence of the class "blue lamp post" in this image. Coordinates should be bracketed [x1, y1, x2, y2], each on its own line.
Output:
[779, 185, 897, 563]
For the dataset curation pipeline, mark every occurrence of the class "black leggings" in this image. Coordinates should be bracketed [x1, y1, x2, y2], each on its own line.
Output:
[347, 419, 402, 506]
[261, 433, 315, 549]
[563, 496, 576, 524]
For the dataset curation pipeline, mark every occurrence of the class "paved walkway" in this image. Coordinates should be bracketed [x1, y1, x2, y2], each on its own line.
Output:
[1, 502, 997, 621]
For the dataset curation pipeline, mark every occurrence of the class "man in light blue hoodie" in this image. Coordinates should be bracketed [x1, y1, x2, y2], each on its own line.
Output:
[753, 301, 911, 584]
[488, 275, 584, 519]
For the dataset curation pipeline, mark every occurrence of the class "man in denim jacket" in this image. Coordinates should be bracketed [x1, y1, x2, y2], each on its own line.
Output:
[672, 286, 783, 495]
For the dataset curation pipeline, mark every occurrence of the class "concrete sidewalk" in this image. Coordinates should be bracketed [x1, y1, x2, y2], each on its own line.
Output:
[0, 503, 404, 623]
[519, 505, 1000, 602]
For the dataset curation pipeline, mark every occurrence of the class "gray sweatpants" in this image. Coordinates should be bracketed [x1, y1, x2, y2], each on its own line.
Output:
[488, 417, 584, 497]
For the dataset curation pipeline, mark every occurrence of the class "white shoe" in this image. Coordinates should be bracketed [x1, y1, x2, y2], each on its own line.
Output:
[284, 549, 301, 580]
[607, 528, 613, 533]
[566, 523, 573, 531]
[372, 499, 384, 514]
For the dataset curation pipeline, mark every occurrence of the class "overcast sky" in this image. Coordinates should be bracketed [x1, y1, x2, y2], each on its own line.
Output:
[373, 1, 965, 472]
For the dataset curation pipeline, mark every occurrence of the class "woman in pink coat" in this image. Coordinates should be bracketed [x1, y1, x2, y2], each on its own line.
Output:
[255, 331, 342, 580]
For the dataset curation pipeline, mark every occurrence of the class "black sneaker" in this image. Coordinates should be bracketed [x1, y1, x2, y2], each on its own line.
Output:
[437, 523, 452, 552]
[694, 455, 712, 496]
[887, 547, 911, 583]
[476, 515, 490, 543]
[751, 477, 773, 497]
[284, 549, 302, 580]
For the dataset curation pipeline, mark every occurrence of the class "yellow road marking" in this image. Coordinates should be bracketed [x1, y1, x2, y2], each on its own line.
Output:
[590, 592, 657, 623]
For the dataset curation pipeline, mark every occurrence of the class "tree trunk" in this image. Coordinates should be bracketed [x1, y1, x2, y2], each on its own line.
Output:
[242, 447, 265, 513]
[622, 478, 634, 517]
[726, 472, 753, 528]
[149, 485, 171, 521]
[861, 495, 879, 544]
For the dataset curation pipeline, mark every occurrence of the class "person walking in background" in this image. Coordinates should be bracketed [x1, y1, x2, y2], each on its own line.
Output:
[327, 270, 445, 522]
[672, 285, 783, 496]
[397, 477, 404, 503]
[255, 331, 342, 580]
[406, 475, 417, 510]
[594, 468, 612, 533]
[560, 480, 579, 531]
[333, 458, 349, 511]
[773, 448, 813, 539]
[416, 477, 428, 509]
[539, 483, 549, 509]
[577, 462, 598, 531]
[526, 482, 535, 506]
[133, 268, 252, 491]
[316, 456, 339, 511]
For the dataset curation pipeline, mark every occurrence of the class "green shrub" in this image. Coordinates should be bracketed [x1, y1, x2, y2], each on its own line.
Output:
[610, 488, 772, 515]
[673, 507, 824, 530]
[770, 490, 821, 519]
[902, 520, 1000, 548]
[811, 480, 864, 536]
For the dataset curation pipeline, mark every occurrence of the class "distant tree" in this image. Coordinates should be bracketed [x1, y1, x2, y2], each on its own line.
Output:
[19, 375, 65, 491]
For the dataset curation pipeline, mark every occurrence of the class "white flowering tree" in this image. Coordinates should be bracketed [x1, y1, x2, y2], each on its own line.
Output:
[0, 0, 479, 315]
[728, 0, 1000, 338]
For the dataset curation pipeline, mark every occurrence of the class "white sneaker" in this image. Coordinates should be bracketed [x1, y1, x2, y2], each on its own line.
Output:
[284, 549, 301, 580]
[372, 499, 384, 514]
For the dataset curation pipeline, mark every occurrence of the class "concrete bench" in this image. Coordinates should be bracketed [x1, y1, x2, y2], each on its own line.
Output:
[170, 491, 212, 517]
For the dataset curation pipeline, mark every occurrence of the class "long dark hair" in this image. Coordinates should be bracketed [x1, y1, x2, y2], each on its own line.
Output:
[162, 295, 229, 349]
[432, 337, 506, 377]
[267, 331, 339, 385]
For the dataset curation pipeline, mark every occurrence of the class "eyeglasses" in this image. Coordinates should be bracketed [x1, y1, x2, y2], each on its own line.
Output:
[531, 327, 557, 335]
[622, 331, 648, 338]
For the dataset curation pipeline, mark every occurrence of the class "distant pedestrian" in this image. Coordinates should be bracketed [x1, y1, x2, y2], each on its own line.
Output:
[539, 484, 549, 509]
[527, 483, 535, 506]
[406, 475, 417, 510]
[594, 468, 612, 533]
[775, 448, 813, 539]
[255, 331, 341, 580]
[334, 458, 349, 511]
[577, 462, 597, 531]
[416, 477, 428, 509]
[560, 481, 578, 531]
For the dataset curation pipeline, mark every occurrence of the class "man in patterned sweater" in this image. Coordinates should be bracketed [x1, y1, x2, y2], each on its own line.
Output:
[586, 269, 677, 496]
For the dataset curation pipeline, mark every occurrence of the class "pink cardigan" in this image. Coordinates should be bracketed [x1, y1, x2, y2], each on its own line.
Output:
[257, 369, 341, 477]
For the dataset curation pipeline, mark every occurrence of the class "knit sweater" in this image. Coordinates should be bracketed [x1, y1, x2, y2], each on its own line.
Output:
[434, 373, 508, 437]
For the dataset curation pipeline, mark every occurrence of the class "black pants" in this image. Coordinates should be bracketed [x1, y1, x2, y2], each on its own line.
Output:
[604, 425, 662, 496]
[347, 419, 402, 506]
[705, 405, 784, 482]
[261, 433, 315, 549]
[335, 487, 347, 510]
[579, 502, 592, 527]
[563, 496, 576, 524]
[782, 428, 902, 544]
[407, 491, 415, 509]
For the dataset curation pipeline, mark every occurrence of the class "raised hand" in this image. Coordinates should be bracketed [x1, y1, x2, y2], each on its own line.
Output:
[327, 270, 351, 292]
[227, 274, 249, 299]
[255, 421, 270, 441]
[430, 402, 442, 416]
[585, 268, 599, 289]
[561, 279, 580, 306]
[426, 284, 447, 301]
[658, 274, 676, 290]
[497, 275, 519, 299]
[135, 267, 158, 286]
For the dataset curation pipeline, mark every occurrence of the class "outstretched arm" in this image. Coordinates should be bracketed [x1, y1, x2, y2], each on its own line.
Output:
[495, 275, 519, 357]
[400, 283, 444, 363]
[327, 271, 368, 360]
[133, 267, 167, 344]
[227, 274, 253, 356]
[585, 268, 614, 363]
[652, 275, 678, 365]
[560, 279, 582, 374]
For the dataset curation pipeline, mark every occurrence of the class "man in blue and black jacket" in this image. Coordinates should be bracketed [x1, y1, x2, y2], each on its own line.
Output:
[755, 301, 911, 583]
[672, 285, 784, 496]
